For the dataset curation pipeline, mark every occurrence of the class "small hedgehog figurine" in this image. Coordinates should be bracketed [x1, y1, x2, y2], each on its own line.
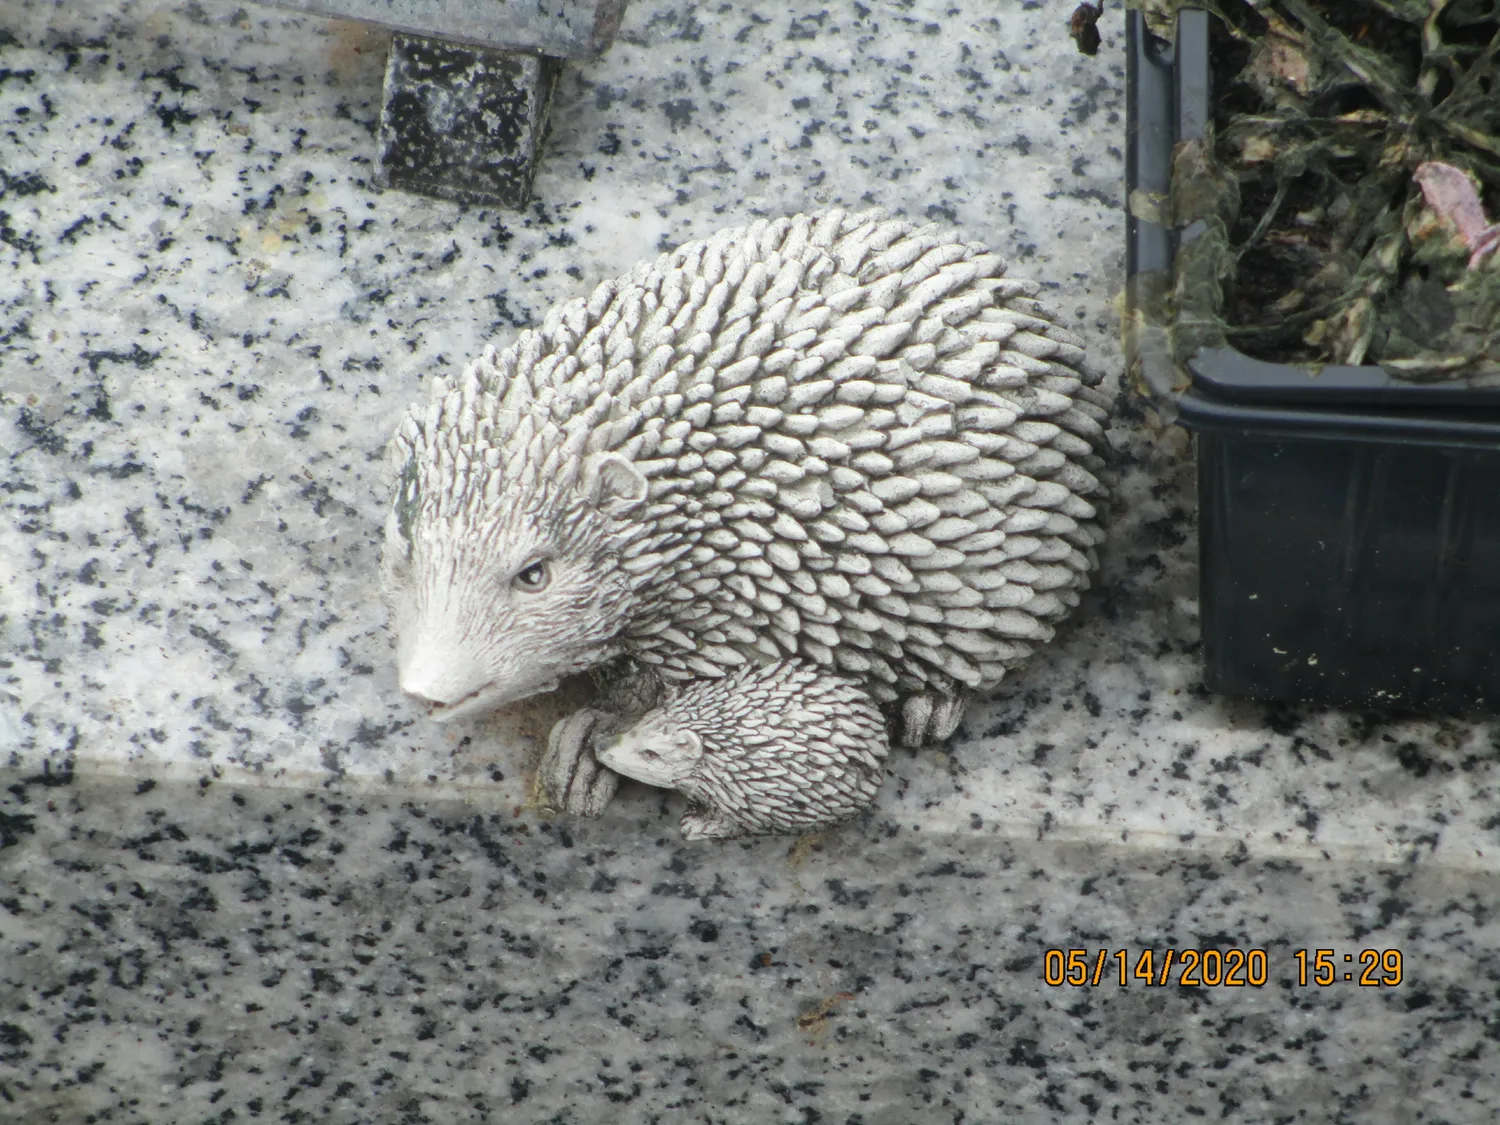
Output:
[380, 208, 1111, 839]
[595, 660, 889, 839]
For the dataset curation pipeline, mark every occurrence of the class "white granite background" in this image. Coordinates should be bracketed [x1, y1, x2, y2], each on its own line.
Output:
[2, 0, 1499, 1122]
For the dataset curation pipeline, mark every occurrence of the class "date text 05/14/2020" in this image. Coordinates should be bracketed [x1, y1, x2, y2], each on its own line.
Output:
[1042, 949, 1405, 989]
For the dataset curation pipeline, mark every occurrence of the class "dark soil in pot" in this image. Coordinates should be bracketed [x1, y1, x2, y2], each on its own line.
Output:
[1167, 0, 1499, 381]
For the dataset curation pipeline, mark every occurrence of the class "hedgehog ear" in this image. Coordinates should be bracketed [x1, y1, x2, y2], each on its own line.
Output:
[580, 451, 647, 516]
[674, 729, 704, 760]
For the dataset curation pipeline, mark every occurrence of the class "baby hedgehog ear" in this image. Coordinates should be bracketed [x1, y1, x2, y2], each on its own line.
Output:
[580, 452, 648, 516]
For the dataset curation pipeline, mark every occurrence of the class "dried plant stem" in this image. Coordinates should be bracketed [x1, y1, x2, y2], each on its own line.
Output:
[1435, 25, 1500, 112]
[1354, 0, 1427, 25]
[1417, 4, 1445, 102]
[1235, 181, 1289, 261]
[1328, 205, 1408, 365]
[1278, 0, 1418, 117]
[1440, 119, 1500, 162]
[1224, 298, 1340, 341]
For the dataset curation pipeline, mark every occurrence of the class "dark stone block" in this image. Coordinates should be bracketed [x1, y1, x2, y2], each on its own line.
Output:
[375, 34, 559, 210]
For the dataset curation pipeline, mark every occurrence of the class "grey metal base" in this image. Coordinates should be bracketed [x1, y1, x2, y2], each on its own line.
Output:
[257, 0, 626, 58]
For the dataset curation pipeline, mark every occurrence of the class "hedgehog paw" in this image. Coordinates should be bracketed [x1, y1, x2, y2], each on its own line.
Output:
[898, 692, 970, 748]
[680, 808, 747, 840]
[540, 708, 621, 818]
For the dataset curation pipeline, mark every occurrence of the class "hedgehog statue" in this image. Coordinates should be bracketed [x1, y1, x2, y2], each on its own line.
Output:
[595, 660, 889, 839]
[380, 208, 1111, 838]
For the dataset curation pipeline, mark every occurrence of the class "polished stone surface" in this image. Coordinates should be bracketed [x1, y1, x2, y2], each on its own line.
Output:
[2, 0, 1498, 1121]
[5, 771, 1499, 1124]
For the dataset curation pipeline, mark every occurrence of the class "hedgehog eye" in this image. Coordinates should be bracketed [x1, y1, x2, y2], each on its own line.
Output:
[512, 560, 551, 592]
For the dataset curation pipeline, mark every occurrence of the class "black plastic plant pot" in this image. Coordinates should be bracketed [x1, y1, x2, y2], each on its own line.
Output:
[1125, 9, 1500, 714]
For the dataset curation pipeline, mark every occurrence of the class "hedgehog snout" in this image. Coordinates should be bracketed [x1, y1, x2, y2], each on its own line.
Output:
[395, 615, 560, 720]
[597, 721, 703, 789]
[400, 672, 561, 721]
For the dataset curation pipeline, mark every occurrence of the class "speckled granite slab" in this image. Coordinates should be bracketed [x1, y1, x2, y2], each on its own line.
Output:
[2, 0, 1499, 1121]
[4, 771, 1498, 1124]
